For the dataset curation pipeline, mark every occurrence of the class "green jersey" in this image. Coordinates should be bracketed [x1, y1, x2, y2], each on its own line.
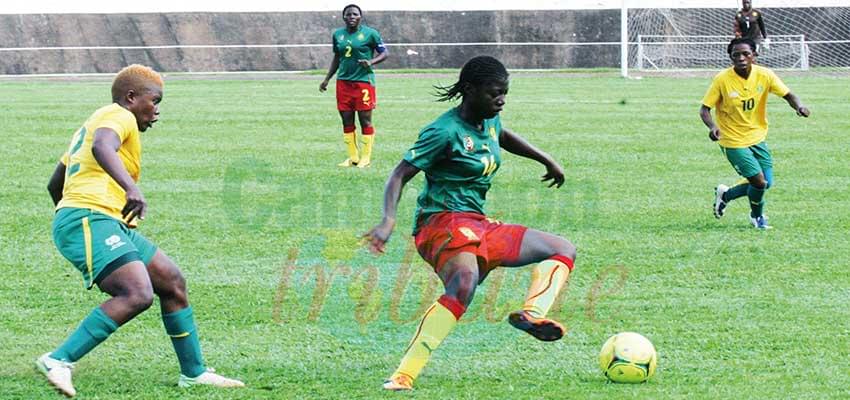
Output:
[403, 108, 503, 233]
[332, 25, 385, 85]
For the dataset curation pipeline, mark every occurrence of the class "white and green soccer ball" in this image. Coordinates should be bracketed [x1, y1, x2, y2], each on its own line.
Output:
[599, 332, 657, 383]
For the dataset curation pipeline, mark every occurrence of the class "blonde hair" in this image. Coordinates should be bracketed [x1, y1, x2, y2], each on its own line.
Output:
[111, 64, 164, 102]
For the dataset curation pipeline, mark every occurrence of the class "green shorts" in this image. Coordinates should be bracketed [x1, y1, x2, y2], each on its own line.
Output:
[720, 141, 773, 179]
[52, 208, 157, 289]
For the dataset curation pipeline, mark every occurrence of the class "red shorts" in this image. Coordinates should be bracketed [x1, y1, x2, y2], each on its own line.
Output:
[414, 212, 528, 276]
[336, 80, 376, 111]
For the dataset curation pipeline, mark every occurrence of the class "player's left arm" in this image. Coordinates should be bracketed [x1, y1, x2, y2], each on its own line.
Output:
[757, 12, 767, 39]
[783, 92, 810, 117]
[47, 160, 66, 206]
[359, 32, 388, 68]
[733, 14, 743, 38]
[499, 127, 564, 188]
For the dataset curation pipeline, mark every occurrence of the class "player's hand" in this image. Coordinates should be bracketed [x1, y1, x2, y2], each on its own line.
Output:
[358, 59, 372, 68]
[541, 161, 565, 188]
[796, 106, 810, 117]
[762, 38, 770, 50]
[319, 79, 329, 92]
[708, 127, 721, 141]
[122, 186, 147, 223]
[363, 219, 394, 255]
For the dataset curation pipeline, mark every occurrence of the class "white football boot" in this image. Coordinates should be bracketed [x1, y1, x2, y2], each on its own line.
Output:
[178, 367, 245, 388]
[36, 353, 76, 397]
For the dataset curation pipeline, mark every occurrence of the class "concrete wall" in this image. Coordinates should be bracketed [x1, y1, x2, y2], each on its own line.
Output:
[0, 10, 620, 74]
[0, 8, 847, 74]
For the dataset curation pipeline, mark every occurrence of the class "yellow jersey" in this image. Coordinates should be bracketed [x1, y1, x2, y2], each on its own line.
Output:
[57, 103, 142, 226]
[701, 65, 790, 148]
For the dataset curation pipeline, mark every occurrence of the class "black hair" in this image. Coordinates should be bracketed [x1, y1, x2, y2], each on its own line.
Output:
[434, 56, 509, 102]
[728, 37, 757, 55]
[342, 4, 362, 17]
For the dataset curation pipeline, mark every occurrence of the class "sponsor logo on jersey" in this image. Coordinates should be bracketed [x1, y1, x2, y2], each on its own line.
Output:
[730, 91, 740, 98]
[458, 227, 479, 241]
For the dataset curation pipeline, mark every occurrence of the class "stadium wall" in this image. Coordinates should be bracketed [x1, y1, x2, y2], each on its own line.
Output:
[0, 8, 846, 74]
[0, 10, 619, 74]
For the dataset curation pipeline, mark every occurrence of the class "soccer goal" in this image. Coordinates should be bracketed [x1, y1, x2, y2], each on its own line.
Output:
[624, 1, 850, 76]
[636, 34, 809, 71]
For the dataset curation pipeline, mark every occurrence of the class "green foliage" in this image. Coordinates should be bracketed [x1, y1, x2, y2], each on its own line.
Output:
[0, 72, 848, 399]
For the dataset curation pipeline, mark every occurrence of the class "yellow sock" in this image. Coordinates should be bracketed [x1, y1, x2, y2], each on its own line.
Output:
[394, 295, 465, 381]
[359, 133, 374, 167]
[522, 256, 573, 318]
[343, 131, 359, 163]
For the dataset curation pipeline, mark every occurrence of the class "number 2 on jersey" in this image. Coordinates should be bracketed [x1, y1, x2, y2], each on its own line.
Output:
[66, 126, 87, 177]
[345, 45, 352, 57]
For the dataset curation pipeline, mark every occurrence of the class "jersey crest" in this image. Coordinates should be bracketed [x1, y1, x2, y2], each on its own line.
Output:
[463, 136, 474, 152]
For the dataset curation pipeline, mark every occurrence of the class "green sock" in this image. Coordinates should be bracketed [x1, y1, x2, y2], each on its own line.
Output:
[748, 186, 767, 217]
[724, 183, 749, 202]
[52, 307, 118, 362]
[162, 306, 206, 378]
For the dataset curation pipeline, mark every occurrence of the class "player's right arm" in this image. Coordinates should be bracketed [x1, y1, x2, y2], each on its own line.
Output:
[47, 160, 66, 206]
[700, 105, 721, 141]
[363, 160, 420, 254]
[320, 53, 341, 92]
[92, 127, 147, 222]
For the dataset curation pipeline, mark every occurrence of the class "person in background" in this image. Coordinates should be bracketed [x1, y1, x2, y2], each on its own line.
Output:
[320, 3, 388, 168]
[734, 0, 769, 52]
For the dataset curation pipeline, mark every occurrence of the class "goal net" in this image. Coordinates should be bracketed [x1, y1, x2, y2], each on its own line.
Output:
[627, 2, 850, 75]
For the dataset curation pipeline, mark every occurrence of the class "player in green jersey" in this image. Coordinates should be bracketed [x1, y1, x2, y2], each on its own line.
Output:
[364, 56, 577, 391]
[700, 38, 810, 229]
[38, 65, 244, 398]
[320, 4, 388, 168]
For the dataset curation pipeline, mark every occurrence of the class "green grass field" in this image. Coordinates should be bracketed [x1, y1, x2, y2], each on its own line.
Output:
[1, 71, 848, 399]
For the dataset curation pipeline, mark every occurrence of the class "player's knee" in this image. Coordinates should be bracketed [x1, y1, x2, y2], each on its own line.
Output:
[550, 237, 577, 262]
[443, 267, 478, 306]
[748, 175, 768, 189]
[156, 274, 188, 307]
[125, 287, 154, 313]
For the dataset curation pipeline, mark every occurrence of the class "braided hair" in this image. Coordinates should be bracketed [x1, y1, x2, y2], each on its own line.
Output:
[434, 56, 509, 102]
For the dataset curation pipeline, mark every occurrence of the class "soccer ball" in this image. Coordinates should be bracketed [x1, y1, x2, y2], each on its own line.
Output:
[599, 332, 657, 383]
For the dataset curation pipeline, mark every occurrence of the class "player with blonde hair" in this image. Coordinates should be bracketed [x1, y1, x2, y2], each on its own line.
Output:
[39, 64, 244, 397]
